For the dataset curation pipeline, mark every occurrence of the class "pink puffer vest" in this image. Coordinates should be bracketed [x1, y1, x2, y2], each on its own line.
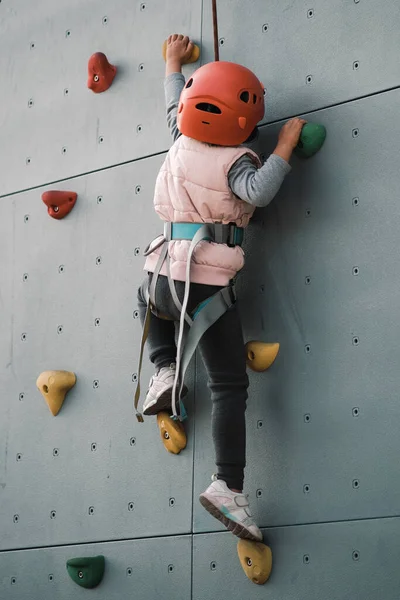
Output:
[144, 135, 261, 286]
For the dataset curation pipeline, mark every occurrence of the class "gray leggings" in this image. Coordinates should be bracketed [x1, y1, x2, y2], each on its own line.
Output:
[137, 274, 248, 491]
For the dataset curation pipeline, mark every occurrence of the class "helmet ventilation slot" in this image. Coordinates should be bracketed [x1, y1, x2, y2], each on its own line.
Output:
[195, 103, 222, 114]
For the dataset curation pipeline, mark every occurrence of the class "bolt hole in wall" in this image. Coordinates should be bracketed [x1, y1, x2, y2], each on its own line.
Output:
[126, 567, 133, 577]
[210, 561, 217, 571]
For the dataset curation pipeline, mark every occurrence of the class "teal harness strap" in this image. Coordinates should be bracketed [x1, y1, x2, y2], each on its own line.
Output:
[174, 286, 236, 409]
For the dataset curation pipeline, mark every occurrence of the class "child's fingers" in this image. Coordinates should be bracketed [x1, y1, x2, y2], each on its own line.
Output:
[178, 34, 184, 41]
[171, 33, 179, 42]
[183, 35, 190, 47]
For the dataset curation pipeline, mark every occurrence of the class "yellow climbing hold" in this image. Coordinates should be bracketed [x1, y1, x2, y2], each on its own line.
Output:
[36, 370, 76, 416]
[237, 539, 272, 585]
[157, 412, 187, 454]
[245, 341, 280, 372]
[162, 40, 200, 64]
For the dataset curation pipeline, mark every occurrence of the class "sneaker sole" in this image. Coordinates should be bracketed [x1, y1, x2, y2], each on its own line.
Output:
[199, 495, 261, 542]
[143, 385, 188, 416]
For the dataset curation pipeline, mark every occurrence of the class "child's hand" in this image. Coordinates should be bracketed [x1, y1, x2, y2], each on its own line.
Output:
[166, 34, 194, 65]
[278, 118, 307, 149]
[273, 117, 307, 163]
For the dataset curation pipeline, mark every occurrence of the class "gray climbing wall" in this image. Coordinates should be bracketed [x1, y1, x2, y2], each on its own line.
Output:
[1, 0, 400, 598]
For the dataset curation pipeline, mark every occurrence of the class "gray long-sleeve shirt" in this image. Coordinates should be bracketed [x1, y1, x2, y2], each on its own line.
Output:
[165, 73, 291, 208]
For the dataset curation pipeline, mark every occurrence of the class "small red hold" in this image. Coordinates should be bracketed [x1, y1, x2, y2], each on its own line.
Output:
[87, 52, 117, 93]
[41, 191, 77, 220]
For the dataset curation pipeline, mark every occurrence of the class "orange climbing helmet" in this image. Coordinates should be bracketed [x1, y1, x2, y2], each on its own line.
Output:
[177, 61, 265, 146]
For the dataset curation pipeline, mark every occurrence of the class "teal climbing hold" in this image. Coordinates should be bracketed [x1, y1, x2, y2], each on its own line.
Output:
[295, 123, 326, 158]
[66, 555, 105, 589]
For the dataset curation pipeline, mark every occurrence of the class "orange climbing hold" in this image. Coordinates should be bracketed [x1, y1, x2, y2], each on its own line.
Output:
[157, 412, 187, 454]
[87, 52, 117, 93]
[162, 39, 200, 64]
[41, 191, 77, 220]
[245, 341, 280, 372]
[237, 539, 272, 585]
[36, 371, 76, 416]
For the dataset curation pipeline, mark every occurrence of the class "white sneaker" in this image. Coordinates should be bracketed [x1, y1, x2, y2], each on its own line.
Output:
[199, 476, 263, 542]
[142, 363, 187, 416]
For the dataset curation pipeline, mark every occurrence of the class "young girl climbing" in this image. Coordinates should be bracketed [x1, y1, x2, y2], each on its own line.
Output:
[136, 34, 306, 541]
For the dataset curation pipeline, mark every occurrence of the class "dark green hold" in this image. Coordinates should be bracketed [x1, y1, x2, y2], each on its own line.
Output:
[295, 123, 326, 158]
[66, 555, 105, 589]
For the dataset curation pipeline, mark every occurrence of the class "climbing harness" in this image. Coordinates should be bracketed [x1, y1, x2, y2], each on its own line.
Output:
[134, 222, 244, 422]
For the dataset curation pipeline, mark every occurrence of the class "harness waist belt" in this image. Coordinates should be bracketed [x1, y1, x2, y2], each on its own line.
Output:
[165, 222, 244, 247]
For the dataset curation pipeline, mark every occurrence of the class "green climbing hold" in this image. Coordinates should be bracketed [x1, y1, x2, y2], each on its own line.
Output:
[66, 555, 105, 589]
[295, 122, 326, 158]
